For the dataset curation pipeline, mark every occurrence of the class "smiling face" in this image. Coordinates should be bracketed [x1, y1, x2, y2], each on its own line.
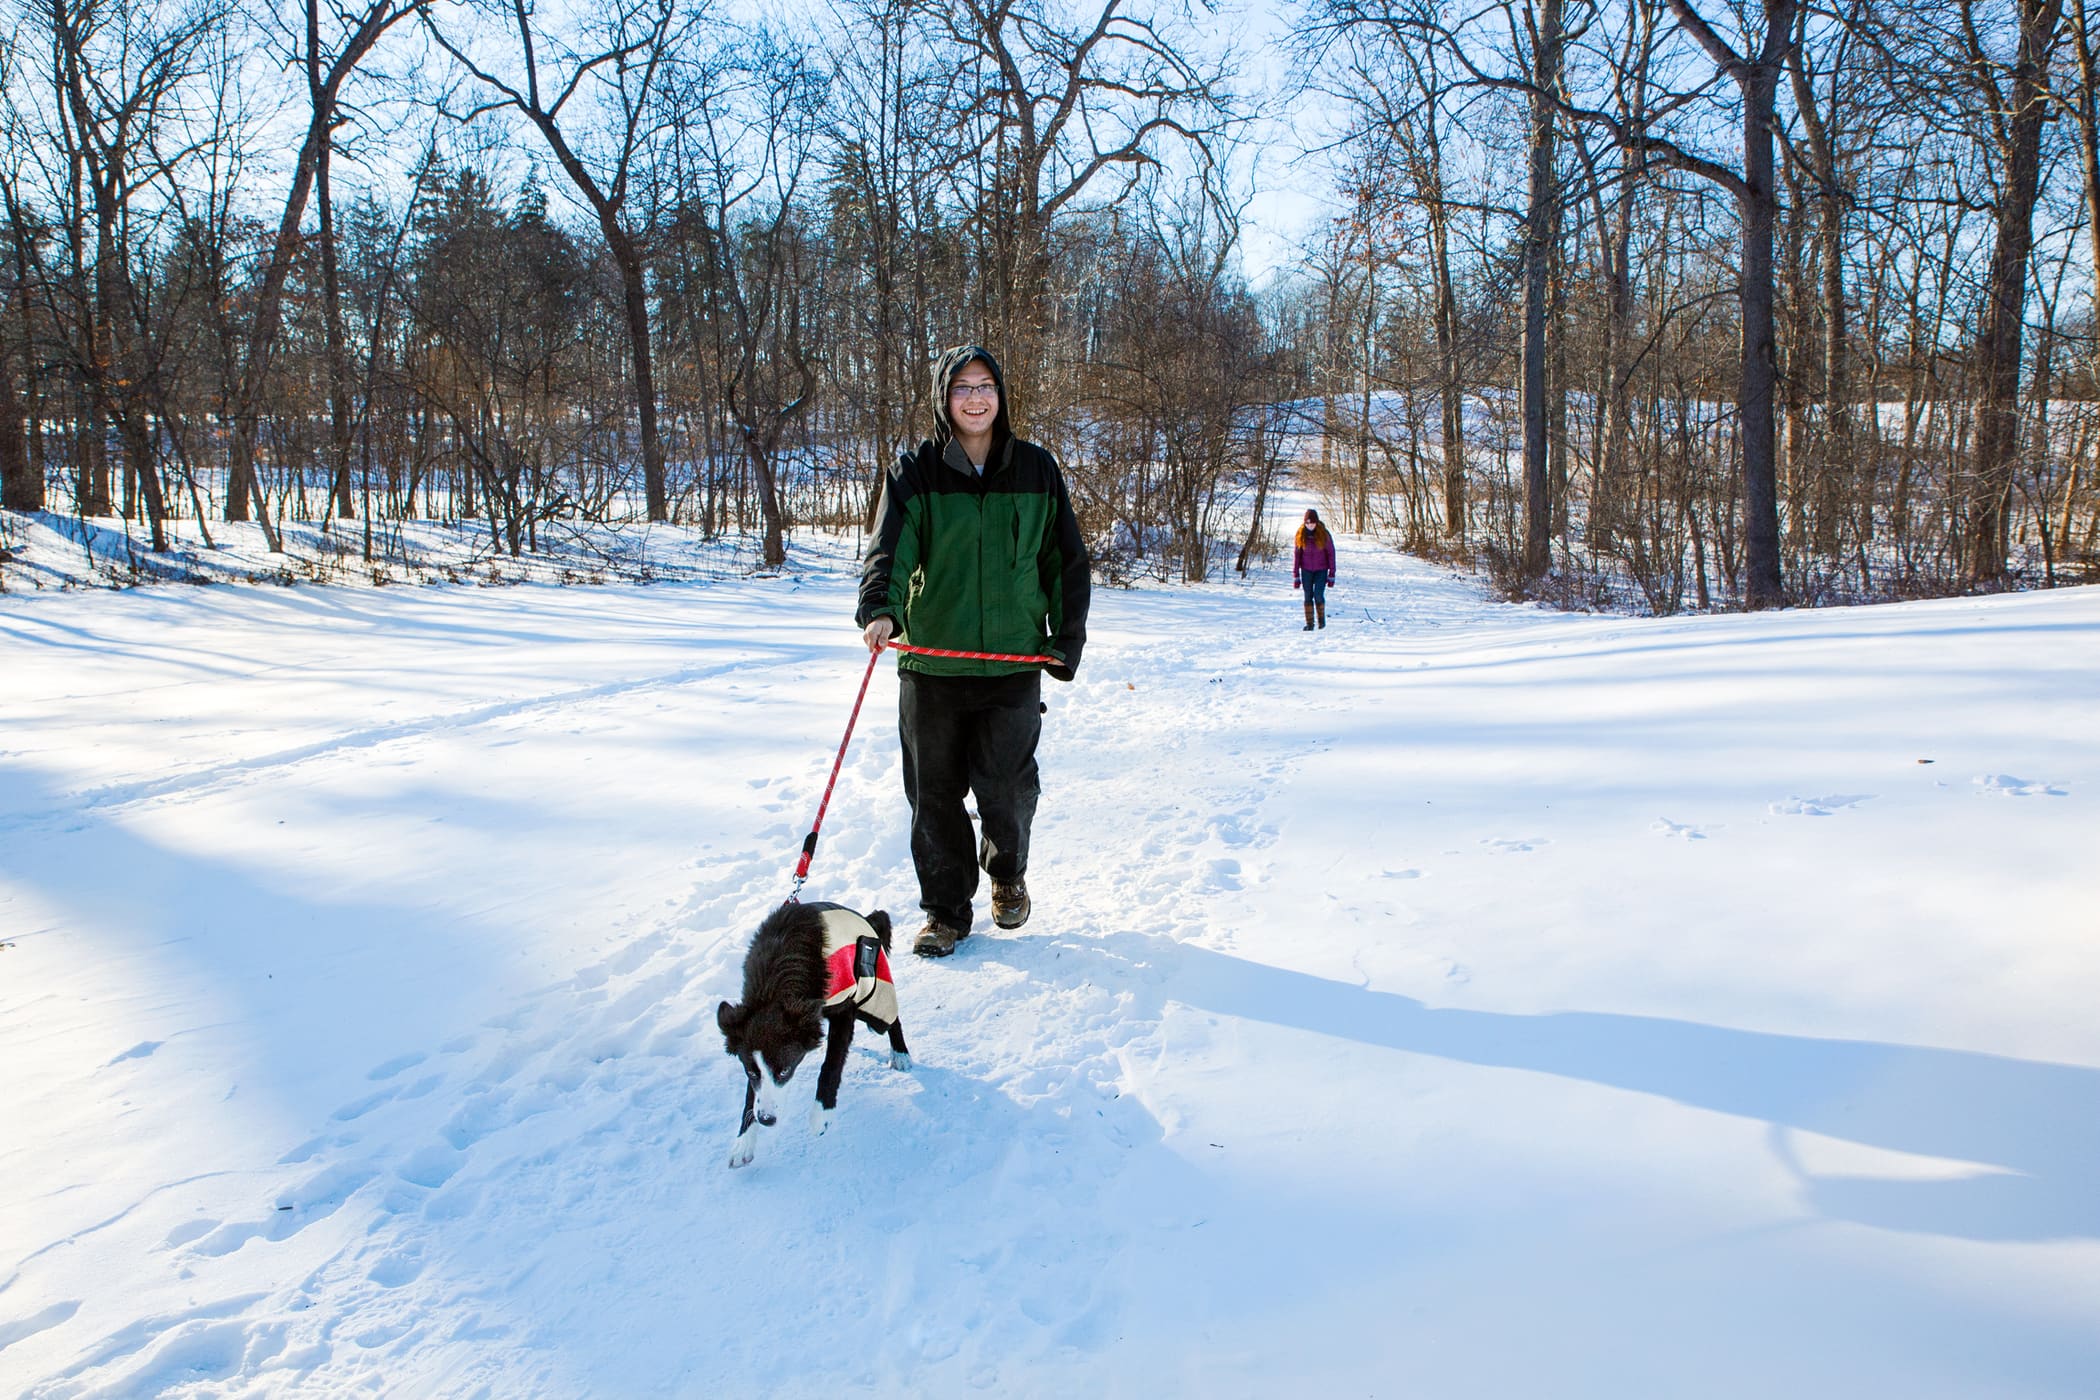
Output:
[947, 360, 1000, 442]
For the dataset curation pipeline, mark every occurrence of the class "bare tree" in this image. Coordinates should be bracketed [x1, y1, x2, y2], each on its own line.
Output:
[223, 0, 426, 544]
[2068, 0, 2100, 306]
[39, 0, 230, 548]
[1517, 0, 1580, 582]
[1565, 0, 1662, 557]
[932, 0, 1230, 416]
[1322, 19, 1475, 539]
[1955, 0, 2067, 583]
[426, 0, 684, 522]
[822, 0, 969, 525]
[1399, 44, 1472, 541]
[0, 28, 42, 512]
[1645, 0, 1797, 608]
[655, 27, 829, 567]
[1781, 1, 1867, 563]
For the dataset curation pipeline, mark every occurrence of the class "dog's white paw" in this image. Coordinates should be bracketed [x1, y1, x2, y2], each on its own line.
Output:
[728, 1131, 756, 1169]
[809, 1104, 832, 1136]
[891, 1051, 913, 1072]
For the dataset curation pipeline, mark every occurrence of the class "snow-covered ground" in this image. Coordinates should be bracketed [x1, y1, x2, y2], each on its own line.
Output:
[3, 503, 2097, 1398]
[0, 506, 791, 592]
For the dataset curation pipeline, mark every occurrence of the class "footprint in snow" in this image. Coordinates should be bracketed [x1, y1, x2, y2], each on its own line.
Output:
[1482, 837, 1545, 854]
[187, 1164, 377, 1258]
[0, 1300, 81, 1350]
[365, 1051, 427, 1082]
[1974, 773, 2067, 798]
[367, 1251, 425, 1289]
[1652, 819, 1710, 840]
[331, 1086, 401, 1122]
[396, 1144, 465, 1190]
[1769, 794, 1874, 817]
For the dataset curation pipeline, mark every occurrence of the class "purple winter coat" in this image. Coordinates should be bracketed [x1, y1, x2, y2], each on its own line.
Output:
[1293, 531, 1337, 587]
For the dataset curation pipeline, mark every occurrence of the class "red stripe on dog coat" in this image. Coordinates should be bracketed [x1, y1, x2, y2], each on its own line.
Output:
[817, 907, 899, 1030]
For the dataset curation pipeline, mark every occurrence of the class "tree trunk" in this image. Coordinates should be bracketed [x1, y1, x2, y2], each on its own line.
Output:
[1663, 0, 1794, 608]
[319, 134, 354, 519]
[0, 342, 32, 511]
[1968, 0, 2065, 584]
[741, 427, 787, 568]
[1780, 160, 1811, 555]
[1548, 205, 1570, 538]
[2, 228, 40, 512]
[223, 118, 321, 546]
[224, 0, 411, 547]
[1430, 202, 1467, 538]
[2074, 0, 2100, 333]
[1817, 173, 1851, 553]
[1359, 249, 1375, 534]
[78, 393, 108, 518]
[93, 180, 169, 549]
[1788, 39, 1852, 562]
[1237, 422, 1277, 574]
[222, 125, 317, 547]
[612, 233, 669, 523]
[1521, 0, 1563, 584]
[1736, 56, 1785, 607]
[1576, 114, 1641, 555]
[528, 112, 668, 525]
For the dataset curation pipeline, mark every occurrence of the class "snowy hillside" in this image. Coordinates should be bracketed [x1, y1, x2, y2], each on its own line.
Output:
[2, 510, 2097, 1398]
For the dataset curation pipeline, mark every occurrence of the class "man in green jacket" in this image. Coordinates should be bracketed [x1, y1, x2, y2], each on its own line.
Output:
[857, 346, 1091, 956]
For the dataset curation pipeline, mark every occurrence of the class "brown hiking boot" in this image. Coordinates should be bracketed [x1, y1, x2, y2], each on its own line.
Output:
[991, 877, 1030, 930]
[912, 920, 966, 957]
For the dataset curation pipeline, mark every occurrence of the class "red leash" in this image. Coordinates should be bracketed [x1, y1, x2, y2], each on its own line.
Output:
[888, 642, 1059, 664]
[788, 639, 1058, 900]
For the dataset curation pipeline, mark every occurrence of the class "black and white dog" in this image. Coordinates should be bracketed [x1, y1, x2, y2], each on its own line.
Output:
[717, 900, 912, 1169]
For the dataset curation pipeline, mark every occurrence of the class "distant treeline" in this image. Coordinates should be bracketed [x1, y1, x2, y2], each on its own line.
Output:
[2, 0, 2097, 608]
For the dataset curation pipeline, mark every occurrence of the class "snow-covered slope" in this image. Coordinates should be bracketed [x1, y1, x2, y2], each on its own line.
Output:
[3, 516, 2096, 1398]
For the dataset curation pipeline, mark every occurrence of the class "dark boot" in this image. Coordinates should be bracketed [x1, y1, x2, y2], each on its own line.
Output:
[1317, 601, 1326, 629]
[991, 876, 1030, 929]
[1303, 601, 1315, 631]
[913, 919, 966, 957]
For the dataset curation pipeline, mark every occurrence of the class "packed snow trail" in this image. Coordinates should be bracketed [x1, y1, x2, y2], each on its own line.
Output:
[3, 521, 2097, 1397]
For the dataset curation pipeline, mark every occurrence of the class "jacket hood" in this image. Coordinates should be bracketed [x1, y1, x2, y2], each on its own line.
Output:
[931, 344, 1012, 449]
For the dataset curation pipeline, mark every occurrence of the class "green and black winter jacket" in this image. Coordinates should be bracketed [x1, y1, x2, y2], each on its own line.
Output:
[856, 346, 1091, 680]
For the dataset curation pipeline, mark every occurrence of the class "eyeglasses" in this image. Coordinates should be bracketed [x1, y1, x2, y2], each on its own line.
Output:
[950, 383, 999, 400]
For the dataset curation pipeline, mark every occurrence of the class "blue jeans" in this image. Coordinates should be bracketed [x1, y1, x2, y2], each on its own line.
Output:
[1301, 570, 1328, 605]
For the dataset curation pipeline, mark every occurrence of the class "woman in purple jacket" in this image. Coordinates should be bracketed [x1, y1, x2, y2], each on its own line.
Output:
[1293, 508, 1337, 630]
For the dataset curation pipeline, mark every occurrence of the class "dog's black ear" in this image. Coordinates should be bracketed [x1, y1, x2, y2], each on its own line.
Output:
[867, 909, 891, 944]
[717, 1001, 748, 1036]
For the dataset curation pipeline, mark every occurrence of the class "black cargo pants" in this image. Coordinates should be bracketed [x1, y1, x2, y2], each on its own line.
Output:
[898, 669, 1042, 932]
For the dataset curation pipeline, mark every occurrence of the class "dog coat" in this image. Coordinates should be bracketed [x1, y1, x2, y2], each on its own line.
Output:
[814, 905, 899, 1031]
